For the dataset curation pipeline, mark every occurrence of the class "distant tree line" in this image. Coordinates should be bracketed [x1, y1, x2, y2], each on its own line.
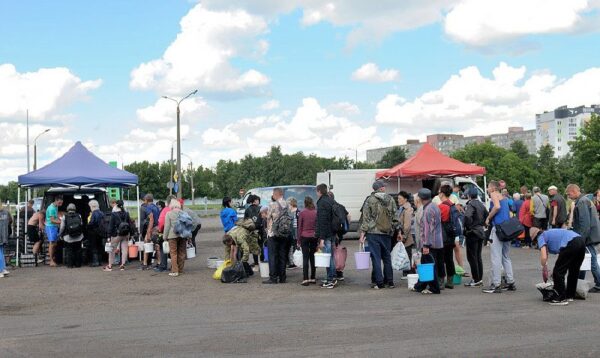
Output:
[1, 114, 598, 202]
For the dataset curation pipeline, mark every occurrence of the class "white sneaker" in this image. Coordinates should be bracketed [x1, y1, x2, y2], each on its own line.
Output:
[1, 270, 9, 275]
[0, 273, 5, 278]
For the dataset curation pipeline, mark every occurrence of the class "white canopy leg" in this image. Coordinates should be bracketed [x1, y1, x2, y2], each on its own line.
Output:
[16, 187, 21, 267]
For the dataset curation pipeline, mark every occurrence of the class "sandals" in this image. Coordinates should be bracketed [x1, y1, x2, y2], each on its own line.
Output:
[103, 265, 113, 272]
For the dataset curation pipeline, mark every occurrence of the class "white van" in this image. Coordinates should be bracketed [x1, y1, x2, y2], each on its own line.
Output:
[316, 169, 487, 232]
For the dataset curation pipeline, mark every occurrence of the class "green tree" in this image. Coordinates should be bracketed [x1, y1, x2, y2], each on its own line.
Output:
[570, 113, 600, 192]
[0, 181, 19, 203]
[535, 144, 559, 191]
[377, 146, 407, 168]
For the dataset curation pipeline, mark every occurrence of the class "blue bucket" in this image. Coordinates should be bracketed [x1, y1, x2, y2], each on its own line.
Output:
[263, 246, 269, 261]
[417, 263, 435, 282]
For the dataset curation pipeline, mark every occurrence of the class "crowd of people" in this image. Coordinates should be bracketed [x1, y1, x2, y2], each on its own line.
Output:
[218, 181, 600, 305]
[2, 181, 600, 307]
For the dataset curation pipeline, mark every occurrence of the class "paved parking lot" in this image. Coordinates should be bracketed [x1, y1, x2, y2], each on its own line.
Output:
[1, 218, 599, 357]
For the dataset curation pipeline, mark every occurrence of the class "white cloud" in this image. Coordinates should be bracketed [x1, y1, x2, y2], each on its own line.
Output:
[260, 99, 279, 110]
[352, 63, 399, 83]
[200, 98, 380, 163]
[329, 102, 361, 116]
[130, 4, 270, 98]
[0, 64, 101, 119]
[136, 97, 209, 125]
[444, 0, 597, 46]
[375, 62, 600, 140]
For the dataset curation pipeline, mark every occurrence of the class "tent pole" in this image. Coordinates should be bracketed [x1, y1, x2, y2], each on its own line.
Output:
[397, 177, 400, 192]
[24, 190, 29, 254]
[16, 187, 21, 267]
[483, 176, 488, 205]
[136, 186, 141, 261]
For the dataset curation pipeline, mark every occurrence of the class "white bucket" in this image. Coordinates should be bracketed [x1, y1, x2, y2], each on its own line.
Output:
[162, 241, 169, 253]
[581, 252, 592, 271]
[136, 241, 145, 251]
[215, 260, 225, 268]
[144, 242, 154, 254]
[407, 274, 419, 290]
[315, 253, 331, 268]
[207, 257, 220, 269]
[186, 246, 196, 259]
[259, 261, 270, 278]
[104, 242, 113, 253]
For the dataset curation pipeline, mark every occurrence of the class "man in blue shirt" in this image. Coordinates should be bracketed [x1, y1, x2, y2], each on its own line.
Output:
[531, 228, 586, 305]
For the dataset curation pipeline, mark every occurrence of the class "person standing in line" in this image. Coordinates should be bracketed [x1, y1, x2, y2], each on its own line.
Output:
[163, 199, 187, 277]
[483, 180, 516, 294]
[156, 195, 175, 272]
[140, 194, 160, 270]
[548, 186, 568, 229]
[412, 189, 443, 294]
[531, 186, 550, 230]
[244, 194, 262, 267]
[86, 200, 103, 267]
[512, 193, 523, 218]
[220, 197, 238, 233]
[463, 188, 488, 287]
[531, 228, 586, 305]
[0, 201, 13, 278]
[437, 184, 458, 289]
[397, 191, 414, 275]
[297, 196, 317, 286]
[359, 180, 397, 290]
[104, 200, 133, 272]
[45, 195, 63, 267]
[263, 188, 290, 285]
[59, 204, 84, 268]
[519, 193, 534, 248]
[566, 184, 600, 293]
[520, 185, 529, 200]
[316, 184, 338, 288]
[28, 208, 45, 264]
[181, 201, 201, 254]
[286, 197, 299, 269]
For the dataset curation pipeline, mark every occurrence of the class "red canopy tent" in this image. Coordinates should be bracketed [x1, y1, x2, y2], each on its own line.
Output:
[376, 143, 486, 179]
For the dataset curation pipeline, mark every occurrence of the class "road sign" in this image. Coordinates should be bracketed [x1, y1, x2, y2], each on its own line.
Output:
[166, 181, 174, 189]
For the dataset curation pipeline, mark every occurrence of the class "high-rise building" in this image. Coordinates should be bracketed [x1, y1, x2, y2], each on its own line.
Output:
[366, 127, 536, 164]
[536, 105, 600, 157]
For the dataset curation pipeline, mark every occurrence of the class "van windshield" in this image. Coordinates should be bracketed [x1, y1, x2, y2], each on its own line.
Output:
[241, 187, 317, 211]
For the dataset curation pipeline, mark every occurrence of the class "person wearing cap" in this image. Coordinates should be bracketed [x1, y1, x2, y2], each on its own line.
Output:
[412, 188, 442, 294]
[548, 186, 567, 229]
[59, 203, 84, 268]
[531, 227, 586, 305]
[359, 180, 397, 289]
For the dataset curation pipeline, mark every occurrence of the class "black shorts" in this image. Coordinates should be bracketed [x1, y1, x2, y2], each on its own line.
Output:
[28, 225, 41, 243]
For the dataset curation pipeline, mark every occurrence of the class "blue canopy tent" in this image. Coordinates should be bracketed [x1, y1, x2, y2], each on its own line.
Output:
[16, 141, 140, 266]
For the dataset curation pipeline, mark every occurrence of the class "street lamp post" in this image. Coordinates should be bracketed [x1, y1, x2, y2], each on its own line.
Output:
[33, 128, 51, 197]
[347, 140, 371, 169]
[162, 90, 197, 199]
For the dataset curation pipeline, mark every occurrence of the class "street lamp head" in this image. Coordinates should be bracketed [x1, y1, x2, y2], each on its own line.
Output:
[44, 129, 51, 133]
[191, 89, 198, 95]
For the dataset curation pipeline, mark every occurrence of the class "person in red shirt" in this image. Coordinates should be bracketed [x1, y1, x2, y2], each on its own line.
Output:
[519, 193, 534, 248]
[437, 185, 457, 289]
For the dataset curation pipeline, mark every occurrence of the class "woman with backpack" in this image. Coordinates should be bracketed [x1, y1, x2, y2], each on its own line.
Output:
[104, 200, 132, 272]
[60, 204, 84, 268]
[297, 196, 317, 286]
[163, 199, 187, 277]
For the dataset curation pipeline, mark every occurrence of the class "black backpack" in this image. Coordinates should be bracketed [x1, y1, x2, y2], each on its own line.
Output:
[331, 202, 349, 235]
[65, 212, 82, 237]
[115, 211, 131, 236]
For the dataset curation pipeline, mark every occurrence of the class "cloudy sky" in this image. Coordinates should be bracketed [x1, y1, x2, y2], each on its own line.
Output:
[2, 0, 600, 184]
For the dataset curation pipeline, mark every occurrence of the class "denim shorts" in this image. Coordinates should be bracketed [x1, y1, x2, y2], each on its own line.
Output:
[45, 226, 59, 243]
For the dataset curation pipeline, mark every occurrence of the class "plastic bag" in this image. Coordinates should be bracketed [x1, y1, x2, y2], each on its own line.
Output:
[455, 265, 465, 276]
[576, 279, 591, 299]
[293, 248, 303, 268]
[391, 242, 410, 271]
[334, 246, 347, 271]
[221, 261, 248, 283]
[412, 252, 421, 268]
[212, 259, 232, 280]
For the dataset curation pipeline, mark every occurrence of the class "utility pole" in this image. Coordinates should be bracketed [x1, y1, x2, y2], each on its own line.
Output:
[189, 161, 195, 205]
[169, 144, 174, 196]
[26, 109, 30, 172]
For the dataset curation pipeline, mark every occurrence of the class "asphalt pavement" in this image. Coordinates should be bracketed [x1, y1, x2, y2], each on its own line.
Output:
[1, 217, 599, 358]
